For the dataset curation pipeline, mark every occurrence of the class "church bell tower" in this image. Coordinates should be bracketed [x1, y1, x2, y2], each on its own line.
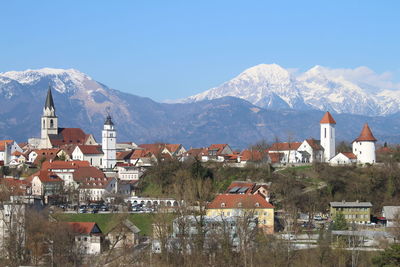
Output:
[40, 86, 58, 148]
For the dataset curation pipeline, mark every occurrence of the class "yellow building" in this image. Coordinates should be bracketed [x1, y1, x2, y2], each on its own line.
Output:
[206, 193, 274, 234]
[330, 201, 372, 224]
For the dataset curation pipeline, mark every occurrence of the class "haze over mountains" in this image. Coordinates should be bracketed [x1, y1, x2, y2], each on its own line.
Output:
[1, 65, 400, 148]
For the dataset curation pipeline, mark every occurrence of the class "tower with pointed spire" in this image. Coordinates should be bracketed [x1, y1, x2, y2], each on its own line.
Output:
[102, 114, 116, 169]
[352, 123, 377, 164]
[320, 111, 336, 162]
[40, 86, 58, 148]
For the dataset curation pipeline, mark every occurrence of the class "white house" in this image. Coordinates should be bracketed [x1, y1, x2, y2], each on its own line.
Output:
[382, 206, 400, 227]
[116, 165, 143, 181]
[67, 222, 103, 255]
[329, 152, 357, 165]
[28, 170, 63, 203]
[78, 177, 117, 202]
[352, 123, 377, 164]
[297, 139, 324, 163]
[0, 140, 23, 165]
[72, 145, 104, 167]
[268, 142, 303, 163]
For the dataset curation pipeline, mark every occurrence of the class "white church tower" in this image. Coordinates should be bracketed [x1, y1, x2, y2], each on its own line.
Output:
[40, 86, 58, 148]
[320, 111, 336, 162]
[352, 123, 377, 164]
[102, 114, 117, 169]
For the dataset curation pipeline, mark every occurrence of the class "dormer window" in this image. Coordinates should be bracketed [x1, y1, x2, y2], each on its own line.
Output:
[255, 202, 260, 207]
[238, 202, 242, 208]
[221, 203, 226, 208]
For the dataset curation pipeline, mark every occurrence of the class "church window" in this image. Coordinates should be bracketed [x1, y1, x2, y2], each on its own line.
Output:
[50, 119, 54, 128]
[43, 119, 45, 128]
[324, 128, 326, 138]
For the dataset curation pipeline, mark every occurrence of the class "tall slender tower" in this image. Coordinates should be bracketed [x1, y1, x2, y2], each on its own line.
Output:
[40, 86, 58, 148]
[320, 111, 336, 162]
[102, 114, 116, 169]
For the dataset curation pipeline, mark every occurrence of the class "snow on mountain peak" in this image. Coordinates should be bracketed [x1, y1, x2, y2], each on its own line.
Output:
[183, 64, 400, 116]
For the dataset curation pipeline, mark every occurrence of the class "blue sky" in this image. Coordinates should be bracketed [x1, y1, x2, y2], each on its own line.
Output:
[1, 1, 399, 101]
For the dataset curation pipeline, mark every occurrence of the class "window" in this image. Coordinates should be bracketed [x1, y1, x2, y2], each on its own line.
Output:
[221, 203, 226, 208]
[324, 128, 326, 138]
[50, 119, 54, 128]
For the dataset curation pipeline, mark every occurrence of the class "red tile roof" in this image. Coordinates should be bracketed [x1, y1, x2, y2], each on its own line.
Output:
[73, 166, 105, 182]
[185, 148, 208, 158]
[32, 149, 61, 165]
[165, 144, 181, 154]
[49, 128, 91, 147]
[42, 160, 90, 170]
[376, 146, 393, 154]
[78, 176, 113, 189]
[67, 222, 100, 235]
[207, 193, 274, 209]
[0, 140, 13, 152]
[29, 170, 63, 183]
[320, 111, 336, 124]
[116, 150, 133, 160]
[77, 145, 103, 155]
[240, 150, 264, 161]
[354, 123, 377, 142]
[208, 144, 228, 155]
[341, 152, 357, 159]
[269, 142, 302, 151]
[130, 149, 151, 159]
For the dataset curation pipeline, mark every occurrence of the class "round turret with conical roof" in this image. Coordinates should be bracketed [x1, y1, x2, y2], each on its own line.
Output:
[352, 123, 377, 164]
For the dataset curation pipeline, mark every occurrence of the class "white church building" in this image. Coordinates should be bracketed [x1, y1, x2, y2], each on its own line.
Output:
[37, 86, 117, 169]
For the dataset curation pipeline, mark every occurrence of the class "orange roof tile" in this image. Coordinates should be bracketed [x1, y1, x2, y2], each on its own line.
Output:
[305, 139, 323, 151]
[77, 145, 103, 155]
[341, 152, 357, 159]
[67, 222, 101, 235]
[240, 150, 264, 161]
[42, 160, 90, 170]
[207, 194, 274, 209]
[269, 142, 302, 151]
[320, 111, 336, 124]
[49, 128, 90, 147]
[268, 152, 284, 163]
[354, 123, 377, 142]
[28, 170, 63, 183]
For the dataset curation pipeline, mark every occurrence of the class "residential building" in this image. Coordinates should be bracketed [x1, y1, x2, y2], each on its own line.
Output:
[78, 176, 117, 202]
[67, 222, 103, 254]
[0, 140, 23, 165]
[297, 139, 324, 163]
[107, 219, 141, 248]
[72, 145, 104, 167]
[206, 193, 274, 234]
[28, 170, 63, 203]
[268, 142, 303, 163]
[329, 152, 357, 165]
[330, 201, 372, 224]
[382, 206, 400, 227]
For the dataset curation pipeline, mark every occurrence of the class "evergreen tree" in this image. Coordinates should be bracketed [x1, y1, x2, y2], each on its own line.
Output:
[332, 212, 348, 230]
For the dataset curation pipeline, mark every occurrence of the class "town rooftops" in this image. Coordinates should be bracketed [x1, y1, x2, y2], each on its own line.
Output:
[240, 150, 264, 162]
[42, 160, 90, 170]
[67, 222, 102, 235]
[353, 123, 377, 142]
[29, 170, 63, 183]
[207, 193, 274, 209]
[0, 140, 14, 151]
[320, 111, 336, 124]
[330, 201, 372, 208]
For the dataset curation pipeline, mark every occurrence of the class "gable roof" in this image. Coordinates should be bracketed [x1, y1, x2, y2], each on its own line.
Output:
[341, 152, 357, 159]
[67, 222, 102, 235]
[0, 140, 14, 152]
[269, 142, 302, 151]
[42, 160, 90, 170]
[207, 193, 274, 209]
[320, 111, 336, 124]
[268, 152, 284, 163]
[225, 181, 256, 194]
[353, 123, 377, 142]
[49, 128, 92, 147]
[78, 176, 114, 189]
[73, 166, 105, 182]
[76, 145, 103, 155]
[29, 170, 63, 183]
[305, 139, 323, 151]
[208, 144, 229, 154]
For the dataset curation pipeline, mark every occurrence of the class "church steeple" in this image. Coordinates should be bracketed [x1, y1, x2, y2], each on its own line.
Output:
[44, 86, 55, 111]
[40, 85, 58, 148]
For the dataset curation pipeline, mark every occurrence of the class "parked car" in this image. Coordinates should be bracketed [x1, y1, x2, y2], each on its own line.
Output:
[313, 215, 324, 221]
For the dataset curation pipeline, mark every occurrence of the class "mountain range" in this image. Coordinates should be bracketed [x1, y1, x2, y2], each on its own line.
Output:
[183, 64, 400, 116]
[1, 66, 400, 149]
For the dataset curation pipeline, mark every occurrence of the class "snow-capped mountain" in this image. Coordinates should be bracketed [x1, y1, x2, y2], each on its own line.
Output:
[2, 67, 400, 147]
[183, 64, 400, 116]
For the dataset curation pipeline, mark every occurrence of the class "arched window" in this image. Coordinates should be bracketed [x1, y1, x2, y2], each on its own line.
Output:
[50, 119, 54, 128]
[43, 119, 45, 128]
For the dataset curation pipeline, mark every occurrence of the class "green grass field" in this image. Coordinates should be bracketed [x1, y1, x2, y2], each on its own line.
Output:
[54, 213, 155, 236]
